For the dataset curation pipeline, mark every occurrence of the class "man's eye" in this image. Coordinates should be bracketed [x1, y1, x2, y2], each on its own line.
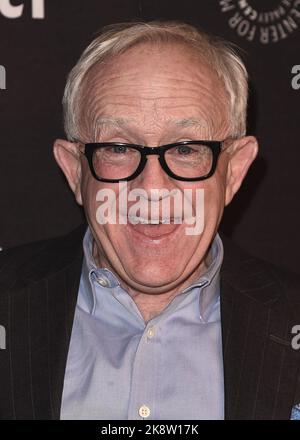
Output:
[176, 145, 194, 155]
[110, 145, 128, 154]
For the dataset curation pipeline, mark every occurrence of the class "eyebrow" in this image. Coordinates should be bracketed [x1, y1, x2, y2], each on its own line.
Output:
[96, 116, 207, 129]
[95, 117, 134, 128]
[172, 118, 208, 129]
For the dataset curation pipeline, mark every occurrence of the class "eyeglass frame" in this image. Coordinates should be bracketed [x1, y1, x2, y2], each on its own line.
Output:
[78, 139, 232, 182]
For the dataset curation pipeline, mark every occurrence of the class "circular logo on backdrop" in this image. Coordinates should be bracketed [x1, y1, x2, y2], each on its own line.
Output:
[219, 0, 300, 44]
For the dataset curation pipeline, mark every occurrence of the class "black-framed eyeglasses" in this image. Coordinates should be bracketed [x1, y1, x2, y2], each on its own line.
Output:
[79, 140, 231, 182]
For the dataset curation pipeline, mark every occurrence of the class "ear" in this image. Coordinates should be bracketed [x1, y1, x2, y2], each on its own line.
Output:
[225, 136, 258, 206]
[53, 139, 83, 205]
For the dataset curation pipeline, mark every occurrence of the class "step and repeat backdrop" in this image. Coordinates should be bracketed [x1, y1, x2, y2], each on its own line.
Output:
[0, 0, 300, 273]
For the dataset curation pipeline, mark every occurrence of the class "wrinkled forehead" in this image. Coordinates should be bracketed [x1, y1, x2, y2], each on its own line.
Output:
[83, 40, 226, 93]
[78, 41, 230, 140]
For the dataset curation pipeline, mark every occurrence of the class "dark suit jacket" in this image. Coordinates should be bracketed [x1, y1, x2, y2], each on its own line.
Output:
[0, 223, 300, 420]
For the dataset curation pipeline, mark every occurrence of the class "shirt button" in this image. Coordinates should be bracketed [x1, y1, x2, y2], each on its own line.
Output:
[139, 405, 151, 418]
[97, 277, 108, 287]
[146, 326, 155, 339]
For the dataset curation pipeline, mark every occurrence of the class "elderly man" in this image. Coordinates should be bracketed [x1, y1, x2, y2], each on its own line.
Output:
[0, 21, 300, 421]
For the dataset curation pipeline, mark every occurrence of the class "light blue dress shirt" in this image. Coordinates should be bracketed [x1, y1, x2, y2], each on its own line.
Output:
[60, 227, 224, 420]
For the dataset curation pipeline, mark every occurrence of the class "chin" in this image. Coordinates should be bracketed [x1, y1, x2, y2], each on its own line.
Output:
[124, 264, 180, 289]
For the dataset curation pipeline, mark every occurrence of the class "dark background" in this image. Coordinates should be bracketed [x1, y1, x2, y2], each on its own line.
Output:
[0, 0, 299, 273]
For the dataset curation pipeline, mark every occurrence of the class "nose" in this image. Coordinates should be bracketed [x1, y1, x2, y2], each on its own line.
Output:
[131, 154, 172, 195]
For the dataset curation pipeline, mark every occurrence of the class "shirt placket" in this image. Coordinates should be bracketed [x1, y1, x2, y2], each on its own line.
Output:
[127, 321, 161, 420]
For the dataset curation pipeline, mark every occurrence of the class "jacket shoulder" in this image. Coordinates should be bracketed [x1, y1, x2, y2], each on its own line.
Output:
[220, 233, 300, 317]
[221, 233, 300, 283]
[0, 224, 86, 292]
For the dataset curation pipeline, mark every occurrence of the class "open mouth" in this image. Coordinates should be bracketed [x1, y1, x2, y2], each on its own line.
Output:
[127, 216, 182, 238]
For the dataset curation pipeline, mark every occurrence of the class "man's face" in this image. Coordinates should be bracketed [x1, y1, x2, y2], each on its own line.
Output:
[54, 42, 257, 295]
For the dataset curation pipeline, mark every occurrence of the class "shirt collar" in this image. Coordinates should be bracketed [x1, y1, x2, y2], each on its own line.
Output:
[181, 233, 223, 321]
[80, 226, 223, 321]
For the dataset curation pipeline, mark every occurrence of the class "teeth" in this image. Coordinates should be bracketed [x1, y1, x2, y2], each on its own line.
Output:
[128, 216, 177, 224]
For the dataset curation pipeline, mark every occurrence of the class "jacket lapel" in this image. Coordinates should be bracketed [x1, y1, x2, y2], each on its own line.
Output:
[46, 254, 83, 419]
[30, 227, 85, 420]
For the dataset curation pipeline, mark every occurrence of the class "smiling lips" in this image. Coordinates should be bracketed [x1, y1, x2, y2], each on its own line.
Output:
[126, 216, 181, 238]
[132, 222, 180, 237]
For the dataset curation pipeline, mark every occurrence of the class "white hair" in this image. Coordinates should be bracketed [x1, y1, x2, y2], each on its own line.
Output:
[63, 21, 249, 141]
